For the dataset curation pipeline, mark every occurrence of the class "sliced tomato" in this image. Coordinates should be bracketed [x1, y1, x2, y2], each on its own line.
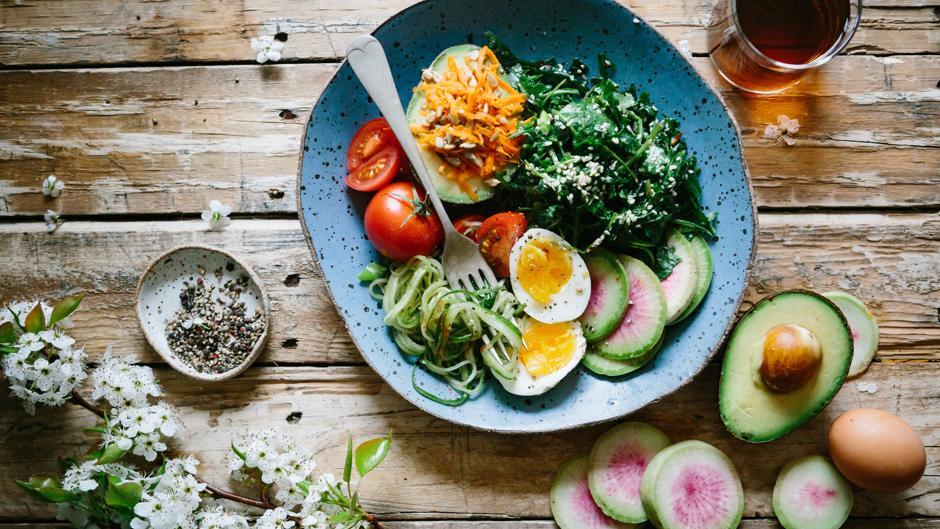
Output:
[454, 214, 486, 241]
[476, 212, 528, 278]
[347, 118, 396, 172]
[345, 145, 401, 192]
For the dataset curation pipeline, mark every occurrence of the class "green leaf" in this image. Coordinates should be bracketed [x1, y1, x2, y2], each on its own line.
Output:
[231, 440, 247, 461]
[343, 436, 353, 483]
[49, 294, 83, 326]
[329, 511, 358, 524]
[14, 474, 77, 503]
[24, 303, 45, 333]
[96, 443, 127, 464]
[0, 322, 16, 344]
[104, 476, 142, 509]
[354, 435, 392, 478]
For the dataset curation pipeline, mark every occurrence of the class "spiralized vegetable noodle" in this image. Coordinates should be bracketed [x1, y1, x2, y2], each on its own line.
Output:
[367, 256, 522, 404]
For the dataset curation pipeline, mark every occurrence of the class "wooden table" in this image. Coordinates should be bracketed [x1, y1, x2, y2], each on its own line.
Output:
[0, 1, 937, 527]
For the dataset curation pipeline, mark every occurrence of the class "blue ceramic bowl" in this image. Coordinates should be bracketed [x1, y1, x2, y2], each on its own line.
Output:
[298, 0, 756, 433]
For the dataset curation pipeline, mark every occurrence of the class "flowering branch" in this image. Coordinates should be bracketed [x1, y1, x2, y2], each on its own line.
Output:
[68, 392, 105, 418]
[3, 297, 392, 529]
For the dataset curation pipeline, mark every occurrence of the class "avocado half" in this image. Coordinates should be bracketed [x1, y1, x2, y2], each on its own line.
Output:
[405, 44, 515, 204]
[719, 290, 853, 443]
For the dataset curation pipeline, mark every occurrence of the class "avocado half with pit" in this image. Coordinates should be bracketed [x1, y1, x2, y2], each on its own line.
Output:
[719, 290, 853, 443]
[405, 44, 515, 204]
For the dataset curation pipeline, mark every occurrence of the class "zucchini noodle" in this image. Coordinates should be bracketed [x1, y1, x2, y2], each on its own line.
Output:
[366, 256, 523, 405]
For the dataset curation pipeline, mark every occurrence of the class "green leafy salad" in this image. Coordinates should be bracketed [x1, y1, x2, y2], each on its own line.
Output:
[488, 34, 716, 271]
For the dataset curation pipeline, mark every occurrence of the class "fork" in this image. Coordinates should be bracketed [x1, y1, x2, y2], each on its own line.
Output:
[346, 35, 498, 292]
[346, 36, 515, 371]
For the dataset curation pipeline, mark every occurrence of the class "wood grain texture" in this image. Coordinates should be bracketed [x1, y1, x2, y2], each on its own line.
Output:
[4, 522, 940, 529]
[0, 56, 937, 216]
[0, 362, 936, 520]
[0, 1, 935, 67]
[0, 214, 936, 365]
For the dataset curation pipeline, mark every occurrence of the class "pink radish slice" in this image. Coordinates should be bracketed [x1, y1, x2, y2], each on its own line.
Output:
[594, 256, 667, 360]
[580, 250, 630, 342]
[660, 231, 699, 325]
[773, 455, 853, 529]
[551, 454, 638, 529]
[640, 440, 744, 529]
[588, 422, 671, 523]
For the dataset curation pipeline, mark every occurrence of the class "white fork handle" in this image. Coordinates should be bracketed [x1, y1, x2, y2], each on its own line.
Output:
[346, 35, 456, 233]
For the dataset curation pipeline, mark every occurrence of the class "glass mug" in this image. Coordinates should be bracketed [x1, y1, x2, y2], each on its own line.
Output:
[706, 0, 862, 93]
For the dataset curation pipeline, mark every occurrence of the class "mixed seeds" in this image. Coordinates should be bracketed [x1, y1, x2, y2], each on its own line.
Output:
[165, 267, 265, 374]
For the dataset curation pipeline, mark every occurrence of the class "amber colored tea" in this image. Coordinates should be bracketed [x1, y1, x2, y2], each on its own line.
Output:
[737, 0, 850, 65]
[706, 0, 859, 93]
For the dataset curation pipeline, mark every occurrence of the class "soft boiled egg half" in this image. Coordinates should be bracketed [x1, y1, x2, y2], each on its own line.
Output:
[495, 317, 587, 396]
[509, 228, 591, 323]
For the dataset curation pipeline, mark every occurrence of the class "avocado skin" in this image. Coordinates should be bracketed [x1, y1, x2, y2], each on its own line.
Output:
[718, 290, 853, 443]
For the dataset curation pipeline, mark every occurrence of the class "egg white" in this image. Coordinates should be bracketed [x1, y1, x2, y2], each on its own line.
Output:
[495, 318, 587, 396]
[509, 228, 591, 324]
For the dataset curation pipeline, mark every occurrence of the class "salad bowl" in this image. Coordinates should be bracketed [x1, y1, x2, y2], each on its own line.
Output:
[297, 0, 756, 433]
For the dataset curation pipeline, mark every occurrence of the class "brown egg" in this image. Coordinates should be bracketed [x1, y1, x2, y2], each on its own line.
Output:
[828, 408, 926, 493]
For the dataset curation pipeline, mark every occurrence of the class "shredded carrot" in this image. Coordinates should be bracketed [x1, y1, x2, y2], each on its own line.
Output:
[410, 46, 523, 200]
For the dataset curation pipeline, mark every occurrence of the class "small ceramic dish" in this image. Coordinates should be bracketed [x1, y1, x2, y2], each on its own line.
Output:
[136, 245, 270, 381]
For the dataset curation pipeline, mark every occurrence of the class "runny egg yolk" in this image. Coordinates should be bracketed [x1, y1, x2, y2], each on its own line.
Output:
[517, 238, 572, 304]
[520, 321, 577, 377]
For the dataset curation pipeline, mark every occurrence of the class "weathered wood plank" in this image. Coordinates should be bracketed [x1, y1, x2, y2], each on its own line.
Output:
[0, 362, 936, 519]
[0, 57, 937, 215]
[0, 1, 935, 66]
[3, 521, 940, 528]
[0, 214, 936, 364]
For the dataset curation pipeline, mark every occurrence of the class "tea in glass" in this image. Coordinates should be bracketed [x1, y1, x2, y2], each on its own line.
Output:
[707, 0, 862, 93]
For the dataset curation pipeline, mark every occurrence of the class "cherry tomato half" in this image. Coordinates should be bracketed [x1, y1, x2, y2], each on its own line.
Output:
[345, 145, 402, 192]
[347, 118, 396, 172]
[364, 182, 444, 262]
[476, 212, 528, 278]
[454, 214, 487, 241]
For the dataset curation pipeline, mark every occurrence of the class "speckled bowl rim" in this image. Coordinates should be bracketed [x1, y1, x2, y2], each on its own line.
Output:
[135, 244, 271, 382]
[295, 0, 758, 433]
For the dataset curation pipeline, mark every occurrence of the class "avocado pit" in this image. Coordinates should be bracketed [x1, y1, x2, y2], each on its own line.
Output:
[759, 324, 822, 393]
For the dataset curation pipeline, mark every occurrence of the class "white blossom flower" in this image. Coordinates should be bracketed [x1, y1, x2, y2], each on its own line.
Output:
[132, 457, 205, 529]
[44, 209, 63, 233]
[255, 508, 295, 529]
[196, 506, 250, 529]
[1, 330, 87, 414]
[201, 200, 232, 230]
[227, 429, 318, 509]
[251, 35, 285, 64]
[91, 347, 161, 409]
[62, 460, 142, 494]
[41, 175, 65, 198]
[104, 402, 180, 461]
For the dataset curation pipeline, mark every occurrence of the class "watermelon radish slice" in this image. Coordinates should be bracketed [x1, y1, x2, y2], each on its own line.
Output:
[551, 453, 638, 529]
[672, 236, 713, 323]
[773, 455, 853, 529]
[583, 334, 663, 377]
[588, 422, 672, 523]
[580, 249, 630, 342]
[640, 440, 744, 529]
[823, 291, 879, 377]
[594, 256, 667, 360]
[660, 231, 699, 325]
